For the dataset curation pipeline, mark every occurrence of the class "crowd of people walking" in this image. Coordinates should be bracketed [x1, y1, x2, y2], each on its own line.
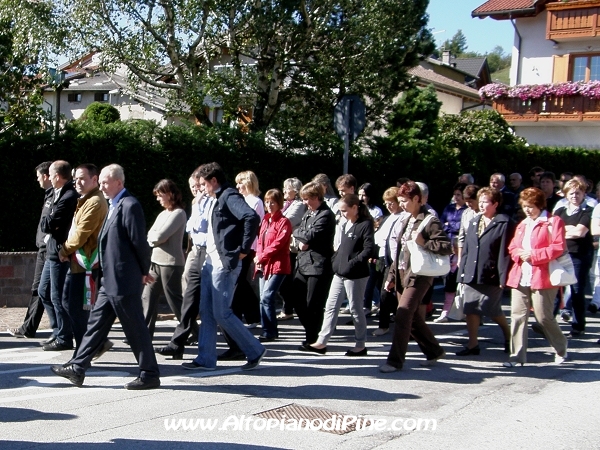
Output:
[7, 161, 600, 388]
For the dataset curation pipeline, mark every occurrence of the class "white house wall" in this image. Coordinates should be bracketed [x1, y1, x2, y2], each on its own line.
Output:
[436, 91, 465, 115]
[513, 13, 600, 86]
[514, 124, 600, 148]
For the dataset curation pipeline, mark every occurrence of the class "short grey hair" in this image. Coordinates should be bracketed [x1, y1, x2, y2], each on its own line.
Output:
[490, 173, 505, 183]
[459, 173, 474, 184]
[416, 182, 429, 198]
[102, 164, 125, 184]
[283, 177, 302, 194]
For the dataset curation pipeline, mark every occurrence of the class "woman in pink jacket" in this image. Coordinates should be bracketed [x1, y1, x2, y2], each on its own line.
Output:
[504, 187, 568, 367]
[255, 189, 293, 341]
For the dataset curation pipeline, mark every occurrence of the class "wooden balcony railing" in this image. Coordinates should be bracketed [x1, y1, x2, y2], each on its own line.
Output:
[547, 0, 600, 40]
[493, 95, 600, 121]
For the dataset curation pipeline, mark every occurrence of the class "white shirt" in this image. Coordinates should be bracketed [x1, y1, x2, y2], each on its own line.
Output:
[519, 210, 549, 286]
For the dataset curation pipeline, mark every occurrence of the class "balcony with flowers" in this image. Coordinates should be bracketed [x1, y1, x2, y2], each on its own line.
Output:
[479, 81, 600, 122]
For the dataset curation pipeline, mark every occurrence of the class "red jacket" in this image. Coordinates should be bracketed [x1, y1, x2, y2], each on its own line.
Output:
[255, 210, 292, 278]
[506, 214, 567, 290]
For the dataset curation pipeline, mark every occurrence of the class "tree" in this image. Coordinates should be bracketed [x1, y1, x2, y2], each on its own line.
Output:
[440, 29, 468, 57]
[22, 0, 433, 135]
[80, 102, 120, 124]
[0, 20, 51, 137]
[486, 45, 511, 73]
[369, 84, 451, 185]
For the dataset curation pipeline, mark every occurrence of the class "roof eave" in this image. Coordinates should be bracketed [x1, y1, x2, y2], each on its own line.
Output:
[472, 7, 537, 20]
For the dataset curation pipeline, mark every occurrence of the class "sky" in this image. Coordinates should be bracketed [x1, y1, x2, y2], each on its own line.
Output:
[426, 0, 515, 55]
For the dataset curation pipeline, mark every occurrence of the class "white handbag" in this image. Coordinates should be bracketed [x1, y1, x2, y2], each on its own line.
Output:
[406, 215, 451, 277]
[546, 222, 577, 287]
[549, 254, 577, 287]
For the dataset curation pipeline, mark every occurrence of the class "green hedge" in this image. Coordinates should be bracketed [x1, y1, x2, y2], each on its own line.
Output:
[2, 115, 600, 251]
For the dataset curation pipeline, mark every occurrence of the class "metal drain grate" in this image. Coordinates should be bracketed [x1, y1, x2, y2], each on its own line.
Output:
[254, 403, 371, 435]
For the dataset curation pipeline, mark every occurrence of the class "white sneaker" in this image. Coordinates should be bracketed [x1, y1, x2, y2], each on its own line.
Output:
[340, 307, 350, 314]
[245, 323, 260, 329]
[433, 314, 448, 323]
[372, 328, 389, 336]
[555, 352, 569, 364]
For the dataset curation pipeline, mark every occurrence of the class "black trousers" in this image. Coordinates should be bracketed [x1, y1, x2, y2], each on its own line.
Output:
[169, 247, 205, 349]
[291, 269, 333, 344]
[71, 286, 159, 380]
[19, 249, 47, 337]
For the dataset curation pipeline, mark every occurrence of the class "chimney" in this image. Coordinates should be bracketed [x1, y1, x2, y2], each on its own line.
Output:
[442, 50, 451, 65]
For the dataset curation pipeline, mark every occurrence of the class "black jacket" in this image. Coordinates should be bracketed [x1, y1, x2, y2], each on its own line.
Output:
[458, 213, 514, 286]
[211, 184, 260, 271]
[40, 181, 78, 261]
[294, 202, 335, 276]
[332, 216, 375, 279]
[35, 187, 54, 249]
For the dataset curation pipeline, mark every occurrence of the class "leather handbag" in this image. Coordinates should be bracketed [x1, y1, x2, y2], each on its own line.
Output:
[406, 215, 450, 277]
[546, 221, 577, 287]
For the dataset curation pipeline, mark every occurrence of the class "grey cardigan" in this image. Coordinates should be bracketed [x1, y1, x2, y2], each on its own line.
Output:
[147, 208, 187, 266]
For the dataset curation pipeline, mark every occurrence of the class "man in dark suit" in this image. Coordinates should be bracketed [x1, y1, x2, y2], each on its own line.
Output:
[51, 164, 160, 390]
[490, 173, 516, 219]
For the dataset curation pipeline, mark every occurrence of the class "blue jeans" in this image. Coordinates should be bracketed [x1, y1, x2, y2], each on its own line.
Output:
[38, 260, 56, 334]
[38, 259, 71, 344]
[194, 262, 265, 368]
[259, 273, 286, 338]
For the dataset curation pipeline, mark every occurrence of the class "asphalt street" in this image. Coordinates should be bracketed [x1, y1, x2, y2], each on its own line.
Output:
[1, 293, 599, 450]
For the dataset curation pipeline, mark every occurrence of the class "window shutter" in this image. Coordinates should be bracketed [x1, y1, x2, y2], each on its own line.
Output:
[552, 54, 570, 82]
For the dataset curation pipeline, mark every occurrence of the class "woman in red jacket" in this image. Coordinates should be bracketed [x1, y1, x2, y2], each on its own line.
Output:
[255, 189, 293, 341]
[504, 187, 569, 367]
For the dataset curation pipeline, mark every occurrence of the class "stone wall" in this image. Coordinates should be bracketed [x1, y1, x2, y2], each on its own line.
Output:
[0, 252, 36, 307]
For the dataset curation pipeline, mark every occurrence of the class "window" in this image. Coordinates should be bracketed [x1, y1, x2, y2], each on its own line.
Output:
[67, 93, 82, 102]
[94, 92, 109, 102]
[572, 54, 600, 82]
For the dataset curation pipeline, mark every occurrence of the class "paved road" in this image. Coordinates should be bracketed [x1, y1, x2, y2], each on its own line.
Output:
[1, 297, 599, 449]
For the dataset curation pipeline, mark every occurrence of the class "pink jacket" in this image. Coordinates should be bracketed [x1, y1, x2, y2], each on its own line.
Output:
[506, 214, 567, 290]
[255, 210, 292, 278]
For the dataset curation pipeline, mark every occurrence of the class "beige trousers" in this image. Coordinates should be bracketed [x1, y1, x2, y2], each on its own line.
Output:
[509, 286, 567, 363]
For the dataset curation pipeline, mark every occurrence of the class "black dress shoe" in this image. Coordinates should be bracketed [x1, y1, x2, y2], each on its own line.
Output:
[124, 377, 161, 390]
[43, 340, 74, 351]
[588, 303, 598, 314]
[345, 348, 368, 357]
[456, 345, 480, 356]
[258, 335, 276, 342]
[217, 349, 246, 361]
[51, 364, 85, 387]
[92, 340, 114, 361]
[41, 335, 57, 345]
[154, 345, 184, 360]
[298, 344, 327, 355]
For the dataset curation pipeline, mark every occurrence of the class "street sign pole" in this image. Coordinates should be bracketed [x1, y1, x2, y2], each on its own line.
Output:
[334, 95, 365, 175]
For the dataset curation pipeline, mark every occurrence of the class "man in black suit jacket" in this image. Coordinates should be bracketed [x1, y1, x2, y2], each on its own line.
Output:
[52, 164, 160, 390]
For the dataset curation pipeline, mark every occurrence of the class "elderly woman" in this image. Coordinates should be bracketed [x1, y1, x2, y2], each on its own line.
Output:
[292, 181, 336, 347]
[456, 187, 512, 356]
[434, 183, 468, 323]
[255, 189, 292, 341]
[303, 194, 374, 355]
[504, 188, 569, 367]
[142, 179, 187, 339]
[553, 179, 594, 338]
[372, 187, 406, 336]
[379, 181, 452, 373]
[277, 177, 307, 320]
